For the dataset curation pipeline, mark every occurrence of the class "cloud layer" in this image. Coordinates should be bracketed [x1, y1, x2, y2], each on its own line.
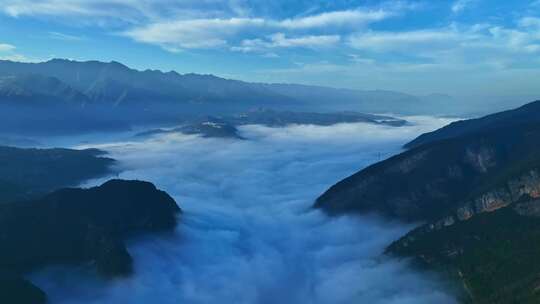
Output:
[31, 117, 457, 304]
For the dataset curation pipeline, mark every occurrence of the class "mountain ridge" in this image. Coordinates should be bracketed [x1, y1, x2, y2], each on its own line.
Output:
[405, 100, 540, 149]
[0, 58, 454, 114]
[314, 99, 540, 303]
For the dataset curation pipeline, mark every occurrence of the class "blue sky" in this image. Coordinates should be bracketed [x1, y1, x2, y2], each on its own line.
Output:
[0, 0, 539, 96]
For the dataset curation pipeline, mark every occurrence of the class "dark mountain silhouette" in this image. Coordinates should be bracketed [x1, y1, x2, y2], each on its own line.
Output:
[0, 179, 181, 304]
[316, 120, 540, 222]
[315, 99, 540, 303]
[405, 100, 540, 149]
[0, 146, 114, 203]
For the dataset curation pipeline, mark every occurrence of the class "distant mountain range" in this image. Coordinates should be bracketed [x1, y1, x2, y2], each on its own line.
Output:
[0, 59, 298, 109]
[0, 59, 452, 113]
[315, 100, 540, 303]
[0, 58, 475, 136]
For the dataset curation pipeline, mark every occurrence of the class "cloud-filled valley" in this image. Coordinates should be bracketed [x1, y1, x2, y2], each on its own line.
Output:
[30, 117, 457, 304]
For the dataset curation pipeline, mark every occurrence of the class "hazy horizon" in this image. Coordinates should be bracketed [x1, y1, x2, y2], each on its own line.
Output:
[1, 0, 539, 97]
[2, 57, 539, 108]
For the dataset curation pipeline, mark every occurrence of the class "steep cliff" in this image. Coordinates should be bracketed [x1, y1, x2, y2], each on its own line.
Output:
[387, 196, 540, 304]
[314, 100, 540, 303]
[315, 122, 540, 223]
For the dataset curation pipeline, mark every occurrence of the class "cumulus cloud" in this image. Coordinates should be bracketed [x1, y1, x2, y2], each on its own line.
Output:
[31, 117, 458, 304]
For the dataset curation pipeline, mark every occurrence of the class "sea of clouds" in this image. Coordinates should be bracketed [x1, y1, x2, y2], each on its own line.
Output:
[32, 117, 458, 304]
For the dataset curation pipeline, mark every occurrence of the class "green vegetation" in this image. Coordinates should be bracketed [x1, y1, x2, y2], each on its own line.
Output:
[389, 203, 540, 304]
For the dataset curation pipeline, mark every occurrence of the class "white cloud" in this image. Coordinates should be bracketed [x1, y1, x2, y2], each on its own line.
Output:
[0, 43, 16, 52]
[1, 0, 244, 26]
[124, 18, 266, 49]
[348, 21, 540, 61]
[267, 33, 341, 48]
[49, 31, 85, 41]
[124, 7, 393, 51]
[3, 0, 148, 25]
[278, 9, 391, 29]
[0, 42, 52, 63]
[0, 54, 27, 62]
[232, 33, 340, 53]
[0, 1, 413, 52]
[519, 17, 540, 29]
[348, 29, 463, 52]
[0, 43, 35, 62]
[348, 54, 376, 65]
[451, 0, 476, 13]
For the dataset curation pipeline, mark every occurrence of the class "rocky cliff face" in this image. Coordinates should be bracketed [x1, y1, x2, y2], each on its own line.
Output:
[315, 122, 540, 223]
[315, 100, 540, 304]
[426, 169, 540, 230]
[387, 196, 540, 304]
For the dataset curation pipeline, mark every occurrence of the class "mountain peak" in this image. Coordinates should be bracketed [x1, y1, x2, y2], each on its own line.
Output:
[108, 60, 130, 70]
